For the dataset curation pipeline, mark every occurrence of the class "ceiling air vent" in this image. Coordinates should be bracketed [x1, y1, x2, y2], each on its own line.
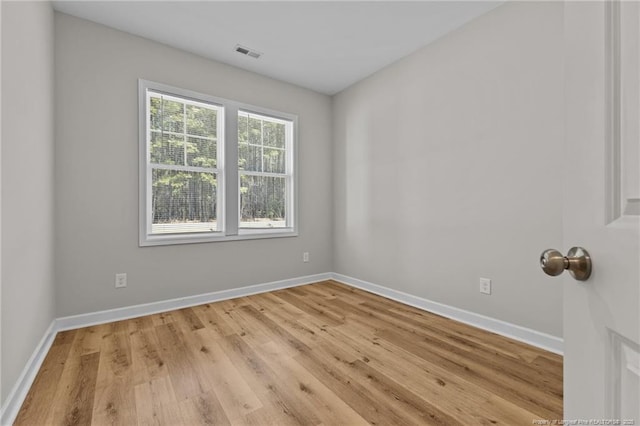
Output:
[234, 44, 262, 59]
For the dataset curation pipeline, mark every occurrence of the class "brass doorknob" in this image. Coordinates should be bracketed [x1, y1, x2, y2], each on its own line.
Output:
[540, 247, 592, 281]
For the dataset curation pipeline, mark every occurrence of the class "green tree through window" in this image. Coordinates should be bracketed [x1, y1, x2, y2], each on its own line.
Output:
[238, 112, 288, 228]
[148, 92, 220, 234]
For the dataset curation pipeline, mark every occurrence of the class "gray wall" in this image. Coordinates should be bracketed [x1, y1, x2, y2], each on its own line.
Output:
[332, 1, 564, 337]
[54, 13, 333, 317]
[1, 1, 56, 401]
[0, 2, 566, 409]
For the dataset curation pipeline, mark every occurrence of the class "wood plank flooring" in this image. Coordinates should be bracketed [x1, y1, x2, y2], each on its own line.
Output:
[15, 280, 562, 425]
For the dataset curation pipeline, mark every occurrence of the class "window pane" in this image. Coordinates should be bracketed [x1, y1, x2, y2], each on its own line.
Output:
[238, 142, 261, 172]
[248, 116, 262, 145]
[263, 148, 285, 173]
[187, 136, 216, 168]
[152, 169, 217, 234]
[240, 175, 286, 228]
[161, 98, 184, 133]
[186, 104, 217, 138]
[264, 121, 286, 148]
[238, 114, 248, 143]
[149, 96, 162, 130]
[150, 132, 184, 165]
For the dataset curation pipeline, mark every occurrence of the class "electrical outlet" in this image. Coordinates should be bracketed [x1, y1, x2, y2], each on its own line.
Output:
[115, 273, 127, 289]
[303, 252, 310, 263]
[479, 278, 491, 295]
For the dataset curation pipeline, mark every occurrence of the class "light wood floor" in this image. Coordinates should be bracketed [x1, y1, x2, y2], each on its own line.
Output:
[15, 280, 562, 425]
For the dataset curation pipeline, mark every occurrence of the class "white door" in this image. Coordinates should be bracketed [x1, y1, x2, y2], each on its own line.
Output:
[563, 0, 640, 420]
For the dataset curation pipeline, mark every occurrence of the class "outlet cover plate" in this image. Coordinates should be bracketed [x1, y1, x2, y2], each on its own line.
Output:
[115, 273, 127, 288]
[479, 278, 491, 295]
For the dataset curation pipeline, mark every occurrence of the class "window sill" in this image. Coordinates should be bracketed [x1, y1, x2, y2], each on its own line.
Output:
[139, 228, 298, 247]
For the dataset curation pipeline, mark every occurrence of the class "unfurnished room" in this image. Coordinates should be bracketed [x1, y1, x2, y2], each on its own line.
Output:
[0, 0, 639, 425]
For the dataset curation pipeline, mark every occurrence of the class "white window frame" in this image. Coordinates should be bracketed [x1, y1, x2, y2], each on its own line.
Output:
[139, 79, 298, 246]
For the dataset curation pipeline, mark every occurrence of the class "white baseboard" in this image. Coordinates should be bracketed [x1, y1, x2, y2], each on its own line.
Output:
[1, 271, 563, 425]
[56, 272, 333, 331]
[330, 273, 563, 355]
[0, 321, 57, 426]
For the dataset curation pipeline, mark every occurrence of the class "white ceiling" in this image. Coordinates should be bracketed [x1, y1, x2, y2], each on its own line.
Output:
[52, 1, 502, 95]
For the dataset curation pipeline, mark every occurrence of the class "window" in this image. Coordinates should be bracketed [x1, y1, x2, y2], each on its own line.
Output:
[139, 80, 297, 246]
[147, 91, 222, 235]
[238, 111, 292, 229]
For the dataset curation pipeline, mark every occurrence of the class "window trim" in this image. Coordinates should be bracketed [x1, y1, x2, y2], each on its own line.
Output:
[139, 79, 298, 246]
